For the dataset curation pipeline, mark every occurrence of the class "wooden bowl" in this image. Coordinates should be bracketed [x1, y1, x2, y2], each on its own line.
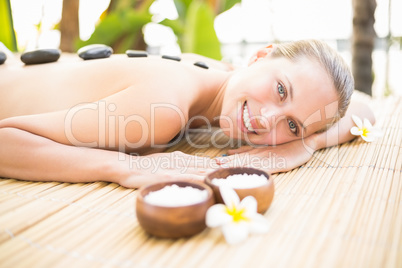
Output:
[136, 181, 215, 238]
[205, 167, 274, 213]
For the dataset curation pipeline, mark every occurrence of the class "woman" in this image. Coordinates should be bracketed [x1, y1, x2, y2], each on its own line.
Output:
[0, 40, 374, 188]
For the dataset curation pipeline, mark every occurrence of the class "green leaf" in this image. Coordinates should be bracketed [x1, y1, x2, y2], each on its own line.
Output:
[159, 18, 184, 35]
[0, 0, 17, 51]
[77, 10, 152, 51]
[113, 0, 154, 13]
[182, 1, 222, 60]
[221, 0, 241, 13]
[126, 10, 153, 29]
[173, 0, 192, 19]
[78, 13, 124, 47]
[115, 32, 138, 52]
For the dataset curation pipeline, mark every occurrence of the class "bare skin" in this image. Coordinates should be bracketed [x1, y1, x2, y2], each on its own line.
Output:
[0, 49, 375, 188]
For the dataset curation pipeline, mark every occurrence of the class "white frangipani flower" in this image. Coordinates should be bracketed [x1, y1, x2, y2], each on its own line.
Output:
[350, 115, 383, 142]
[206, 186, 269, 245]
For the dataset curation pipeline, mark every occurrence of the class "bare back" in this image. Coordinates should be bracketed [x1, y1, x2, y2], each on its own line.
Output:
[0, 55, 228, 153]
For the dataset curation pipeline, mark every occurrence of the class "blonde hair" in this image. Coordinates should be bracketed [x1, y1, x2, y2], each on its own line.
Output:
[270, 39, 354, 127]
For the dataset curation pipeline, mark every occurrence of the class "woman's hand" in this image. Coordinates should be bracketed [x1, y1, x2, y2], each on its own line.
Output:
[217, 137, 317, 174]
[117, 151, 219, 188]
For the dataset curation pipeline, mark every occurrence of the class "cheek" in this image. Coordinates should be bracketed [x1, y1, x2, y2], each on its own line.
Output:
[229, 70, 273, 100]
[221, 95, 241, 119]
[250, 125, 294, 145]
[219, 100, 242, 134]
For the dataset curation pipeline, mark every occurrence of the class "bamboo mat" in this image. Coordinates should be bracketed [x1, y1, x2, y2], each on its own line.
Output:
[0, 93, 401, 268]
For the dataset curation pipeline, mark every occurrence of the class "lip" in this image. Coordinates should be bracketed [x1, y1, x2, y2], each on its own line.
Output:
[247, 103, 260, 133]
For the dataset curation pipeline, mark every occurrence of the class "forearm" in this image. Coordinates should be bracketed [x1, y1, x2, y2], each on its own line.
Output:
[0, 127, 130, 184]
[308, 100, 375, 151]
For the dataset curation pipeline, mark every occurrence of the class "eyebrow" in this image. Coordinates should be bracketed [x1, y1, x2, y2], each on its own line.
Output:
[284, 74, 306, 136]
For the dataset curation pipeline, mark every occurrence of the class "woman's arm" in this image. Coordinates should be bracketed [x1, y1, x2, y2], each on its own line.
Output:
[224, 100, 376, 173]
[0, 124, 214, 188]
[307, 100, 375, 151]
[0, 125, 126, 184]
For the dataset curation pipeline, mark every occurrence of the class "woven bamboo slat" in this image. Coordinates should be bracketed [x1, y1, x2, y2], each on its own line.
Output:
[0, 93, 401, 268]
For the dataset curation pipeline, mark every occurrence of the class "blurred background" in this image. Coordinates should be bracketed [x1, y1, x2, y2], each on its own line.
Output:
[1, 0, 401, 98]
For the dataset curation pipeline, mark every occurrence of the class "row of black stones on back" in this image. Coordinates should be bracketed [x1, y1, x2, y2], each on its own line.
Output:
[0, 44, 208, 69]
[126, 49, 208, 69]
[0, 51, 6, 65]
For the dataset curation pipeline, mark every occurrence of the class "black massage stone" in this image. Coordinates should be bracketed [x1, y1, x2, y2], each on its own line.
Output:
[162, 55, 181, 61]
[194, 61, 209, 69]
[126, 50, 148, 57]
[78, 44, 113, 60]
[20, 48, 61, 65]
[0, 51, 6, 65]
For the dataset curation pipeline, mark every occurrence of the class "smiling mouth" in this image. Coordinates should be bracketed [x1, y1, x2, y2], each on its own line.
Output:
[243, 102, 255, 132]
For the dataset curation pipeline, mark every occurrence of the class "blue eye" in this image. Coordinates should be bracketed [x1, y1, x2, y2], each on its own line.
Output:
[288, 120, 297, 133]
[278, 83, 285, 98]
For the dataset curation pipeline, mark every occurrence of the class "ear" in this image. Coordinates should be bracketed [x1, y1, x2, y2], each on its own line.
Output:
[247, 44, 274, 66]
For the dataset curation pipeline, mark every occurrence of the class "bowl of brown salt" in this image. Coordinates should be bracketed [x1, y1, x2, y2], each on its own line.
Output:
[136, 181, 215, 238]
[205, 167, 274, 213]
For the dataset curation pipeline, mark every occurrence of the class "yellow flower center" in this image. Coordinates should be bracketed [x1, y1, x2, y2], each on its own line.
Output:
[361, 127, 369, 137]
[225, 206, 249, 222]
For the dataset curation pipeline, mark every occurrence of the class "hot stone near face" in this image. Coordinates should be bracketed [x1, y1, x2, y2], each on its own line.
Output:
[126, 50, 148, 57]
[78, 44, 113, 60]
[20, 49, 61, 65]
[0, 51, 6, 65]
[162, 55, 181, 61]
[194, 61, 209, 69]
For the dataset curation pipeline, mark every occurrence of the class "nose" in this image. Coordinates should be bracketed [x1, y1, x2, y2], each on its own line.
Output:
[258, 106, 284, 132]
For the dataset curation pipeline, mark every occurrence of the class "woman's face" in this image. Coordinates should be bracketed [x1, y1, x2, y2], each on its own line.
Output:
[219, 56, 339, 145]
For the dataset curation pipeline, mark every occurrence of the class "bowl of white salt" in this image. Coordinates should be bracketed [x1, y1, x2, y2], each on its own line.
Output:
[205, 167, 274, 213]
[136, 181, 215, 238]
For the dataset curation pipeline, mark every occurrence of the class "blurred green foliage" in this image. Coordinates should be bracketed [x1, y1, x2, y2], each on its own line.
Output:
[167, 0, 241, 59]
[77, 0, 154, 53]
[0, 0, 17, 51]
[79, 0, 241, 60]
[171, 0, 222, 59]
[77, 9, 152, 51]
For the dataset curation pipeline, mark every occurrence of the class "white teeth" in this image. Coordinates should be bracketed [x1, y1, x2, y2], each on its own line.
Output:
[243, 103, 254, 132]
